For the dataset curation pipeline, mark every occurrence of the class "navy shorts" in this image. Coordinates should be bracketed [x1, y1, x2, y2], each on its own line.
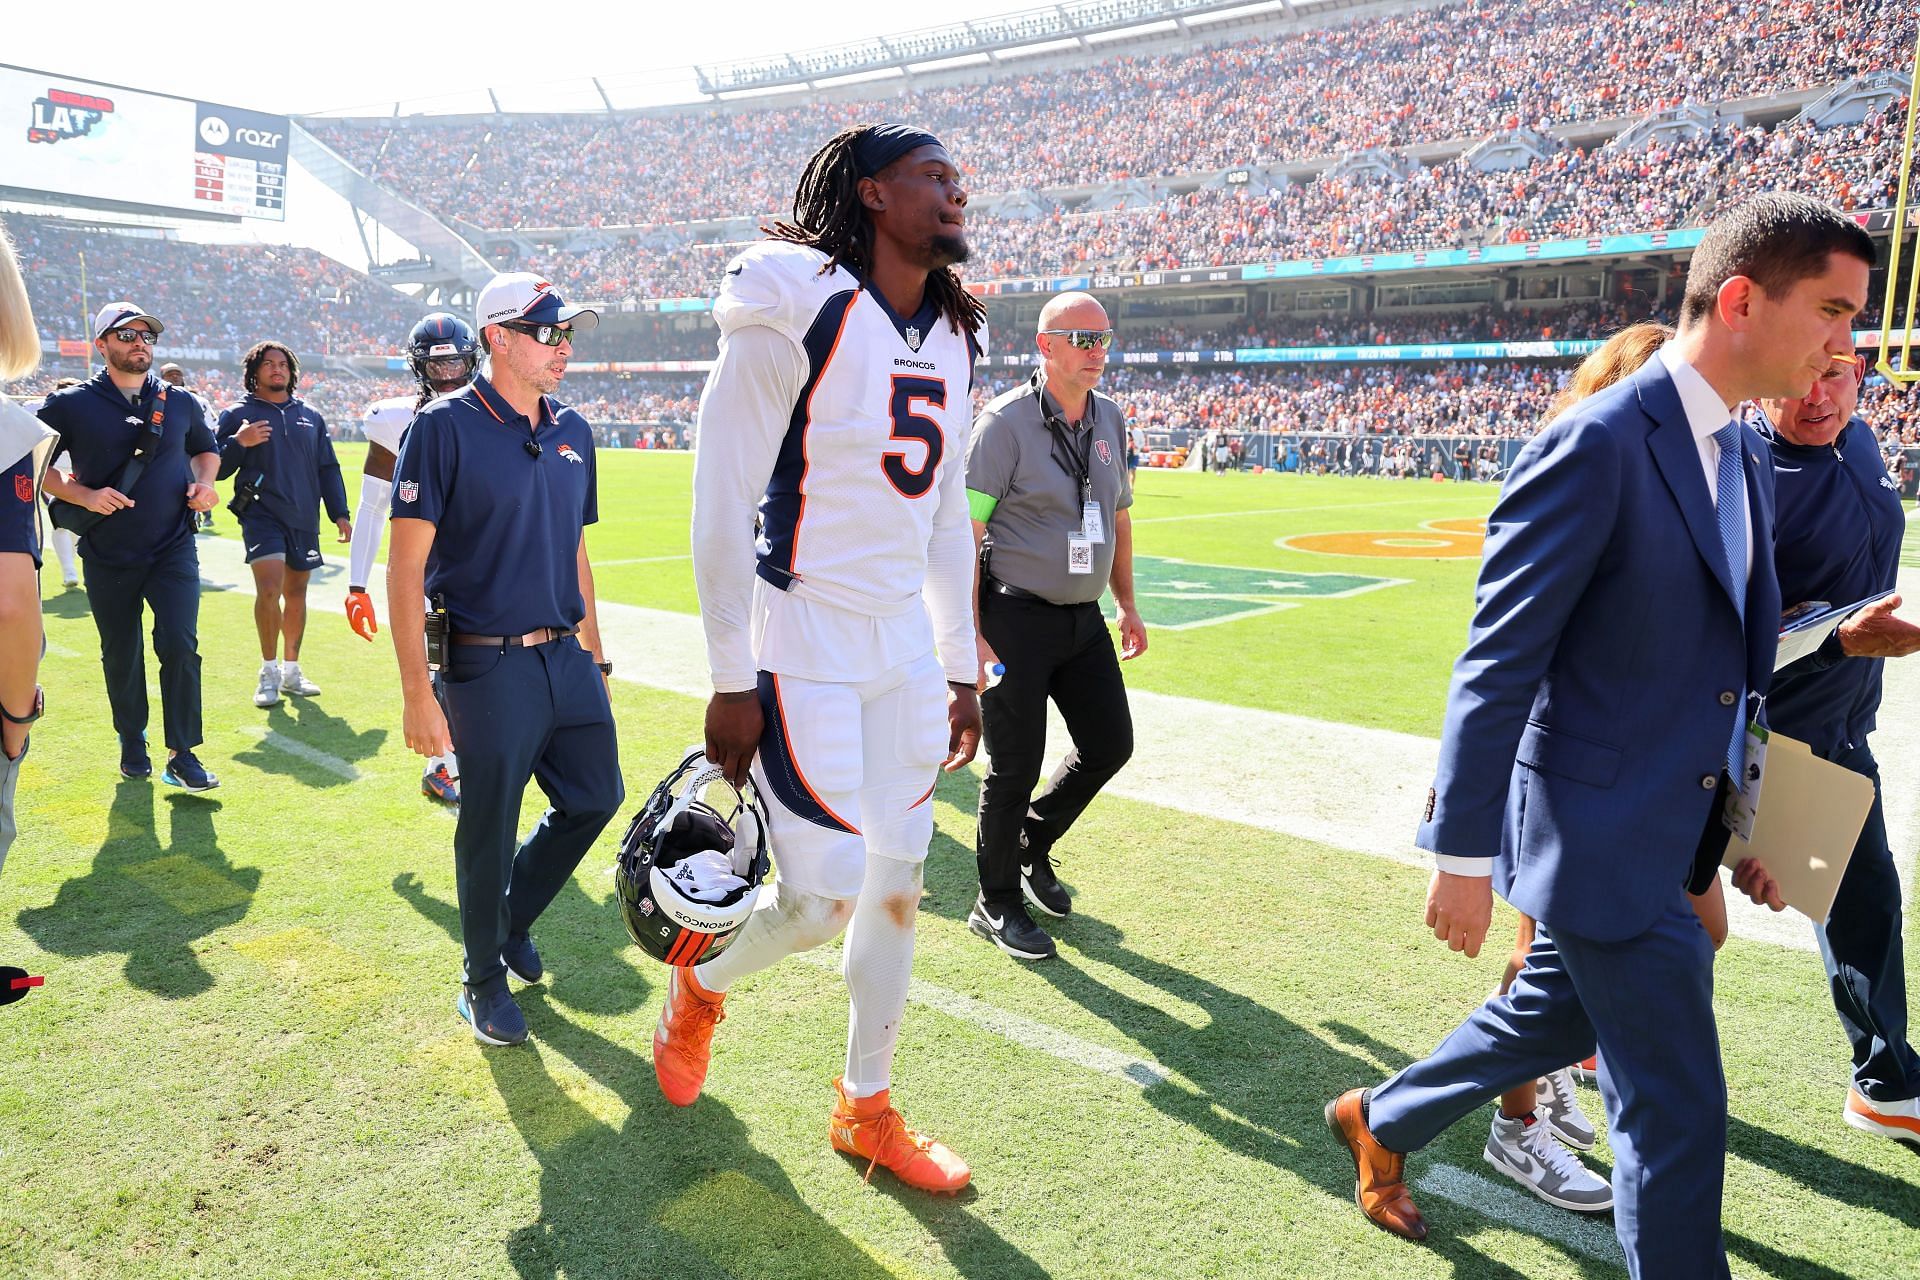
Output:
[1, 454, 40, 569]
[239, 514, 322, 570]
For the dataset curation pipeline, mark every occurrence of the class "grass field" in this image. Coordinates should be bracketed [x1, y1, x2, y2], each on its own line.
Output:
[4, 450, 1918, 1279]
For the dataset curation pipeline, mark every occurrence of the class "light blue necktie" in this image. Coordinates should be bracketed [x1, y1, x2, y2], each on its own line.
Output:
[1714, 420, 1747, 779]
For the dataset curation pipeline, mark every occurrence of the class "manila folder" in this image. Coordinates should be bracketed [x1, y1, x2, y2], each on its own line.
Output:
[1722, 731, 1874, 925]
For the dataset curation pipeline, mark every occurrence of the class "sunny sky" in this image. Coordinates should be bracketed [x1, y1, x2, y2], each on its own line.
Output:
[7, 0, 1052, 116]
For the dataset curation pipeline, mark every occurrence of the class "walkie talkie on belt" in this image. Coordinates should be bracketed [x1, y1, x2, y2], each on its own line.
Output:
[424, 594, 449, 672]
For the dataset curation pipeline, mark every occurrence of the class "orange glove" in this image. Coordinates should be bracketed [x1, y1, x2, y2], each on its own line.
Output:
[346, 589, 378, 641]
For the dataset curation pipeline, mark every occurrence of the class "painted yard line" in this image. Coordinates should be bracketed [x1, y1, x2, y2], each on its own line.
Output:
[1130, 496, 1488, 525]
[41, 638, 80, 659]
[235, 727, 364, 781]
[795, 950, 1169, 1087]
[190, 535, 1918, 954]
[1415, 1163, 1626, 1268]
[593, 554, 693, 567]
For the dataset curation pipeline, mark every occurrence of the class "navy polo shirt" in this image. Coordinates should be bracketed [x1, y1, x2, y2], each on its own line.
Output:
[214, 395, 350, 531]
[390, 374, 598, 636]
[1765, 415, 1906, 755]
[36, 370, 217, 567]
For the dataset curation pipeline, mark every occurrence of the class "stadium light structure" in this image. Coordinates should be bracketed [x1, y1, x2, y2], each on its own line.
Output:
[1878, 36, 1920, 386]
[693, 0, 1294, 96]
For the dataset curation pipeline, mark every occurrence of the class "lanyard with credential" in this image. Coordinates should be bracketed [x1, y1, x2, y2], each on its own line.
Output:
[1036, 374, 1094, 506]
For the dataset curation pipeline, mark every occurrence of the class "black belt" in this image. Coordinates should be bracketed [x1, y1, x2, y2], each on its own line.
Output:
[450, 625, 576, 648]
[987, 579, 1068, 606]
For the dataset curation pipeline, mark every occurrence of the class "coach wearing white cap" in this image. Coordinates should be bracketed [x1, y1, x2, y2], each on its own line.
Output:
[38, 302, 222, 790]
[388, 272, 619, 1047]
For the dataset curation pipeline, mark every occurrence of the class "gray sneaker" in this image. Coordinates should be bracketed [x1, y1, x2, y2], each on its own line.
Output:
[1484, 1112, 1612, 1212]
[253, 663, 281, 708]
[280, 664, 322, 697]
[1537, 1066, 1598, 1150]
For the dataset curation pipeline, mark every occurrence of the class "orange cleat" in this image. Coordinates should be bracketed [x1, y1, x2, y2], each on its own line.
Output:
[829, 1078, 971, 1194]
[653, 966, 724, 1106]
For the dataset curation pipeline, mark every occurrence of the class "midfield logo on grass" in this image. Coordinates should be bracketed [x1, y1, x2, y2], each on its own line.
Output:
[1117, 556, 1405, 629]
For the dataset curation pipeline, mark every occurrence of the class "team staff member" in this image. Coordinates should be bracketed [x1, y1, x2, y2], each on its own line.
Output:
[216, 342, 351, 708]
[966, 292, 1144, 961]
[1750, 353, 1920, 1143]
[38, 302, 221, 791]
[0, 222, 50, 873]
[389, 272, 622, 1048]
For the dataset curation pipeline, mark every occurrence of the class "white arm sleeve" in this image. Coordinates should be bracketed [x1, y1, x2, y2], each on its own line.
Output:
[347, 472, 392, 590]
[691, 323, 807, 694]
[926, 415, 979, 685]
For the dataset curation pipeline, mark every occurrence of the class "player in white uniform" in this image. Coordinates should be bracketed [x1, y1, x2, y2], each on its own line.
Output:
[345, 314, 478, 804]
[664, 124, 986, 1194]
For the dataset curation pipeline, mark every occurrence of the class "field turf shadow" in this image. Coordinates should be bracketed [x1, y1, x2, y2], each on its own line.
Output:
[491, 988, 1047, 1280]
[17, 780, 261, 998]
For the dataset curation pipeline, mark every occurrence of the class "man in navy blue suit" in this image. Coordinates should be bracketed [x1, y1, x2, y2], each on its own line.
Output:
[1325, 193, 1875, 1280]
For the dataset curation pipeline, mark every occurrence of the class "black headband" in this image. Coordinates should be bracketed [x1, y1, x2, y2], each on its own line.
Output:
[853, 125, 942, 179]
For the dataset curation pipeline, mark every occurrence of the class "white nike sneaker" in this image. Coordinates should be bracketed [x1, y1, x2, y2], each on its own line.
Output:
[1537, 1067, 1598, 1150]
[253, 662, 282, 708]
[1484, 1112, 1612, 1212]
[281, 663, 321, 697]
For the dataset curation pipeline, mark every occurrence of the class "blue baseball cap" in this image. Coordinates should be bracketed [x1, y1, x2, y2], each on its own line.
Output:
[475, 272, 598, 334]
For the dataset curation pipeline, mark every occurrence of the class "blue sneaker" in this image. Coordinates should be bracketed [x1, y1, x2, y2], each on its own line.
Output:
[421, 763, 460, 806]
[161, 750, 219, 792]
[456, 986, 528, 1046]
[119, 735, 152, 780]
[503, 933, 544, 985]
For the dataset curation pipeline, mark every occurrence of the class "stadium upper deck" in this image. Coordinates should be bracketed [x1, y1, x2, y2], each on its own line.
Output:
[305, 0, 1913, 233]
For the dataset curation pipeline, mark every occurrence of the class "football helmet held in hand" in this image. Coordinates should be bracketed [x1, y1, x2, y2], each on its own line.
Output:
[615, 750, 771, 966]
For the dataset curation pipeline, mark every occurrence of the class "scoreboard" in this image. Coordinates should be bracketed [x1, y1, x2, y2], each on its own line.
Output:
[1, 65, 289, 222]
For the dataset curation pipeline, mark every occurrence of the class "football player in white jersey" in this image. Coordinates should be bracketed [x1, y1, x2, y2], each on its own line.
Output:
[346, 314, 478, 804]
[668, 124, 986, 1194]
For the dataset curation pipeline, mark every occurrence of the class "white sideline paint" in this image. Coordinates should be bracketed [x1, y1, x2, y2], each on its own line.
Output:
[235, 727, 363, 781]
[795, 950, 1169, 1087]
[1416, 1163, 1626, 1268]
[191, 536, 1920, 954]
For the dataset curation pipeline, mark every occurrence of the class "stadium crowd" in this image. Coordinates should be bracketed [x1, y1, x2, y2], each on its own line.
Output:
[511, 98, 1904, 303]
[4, 215, 421, 358]
[306, 0, 1912, 230]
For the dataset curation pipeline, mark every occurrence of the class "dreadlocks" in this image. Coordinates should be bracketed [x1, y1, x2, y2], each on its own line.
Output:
[764, 125, 985, 340]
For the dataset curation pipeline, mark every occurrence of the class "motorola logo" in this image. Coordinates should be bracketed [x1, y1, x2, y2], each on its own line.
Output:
[199, 115, 229, 146]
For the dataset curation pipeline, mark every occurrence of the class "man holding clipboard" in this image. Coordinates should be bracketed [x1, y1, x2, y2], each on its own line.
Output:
[1744, 353, 1920, 1145]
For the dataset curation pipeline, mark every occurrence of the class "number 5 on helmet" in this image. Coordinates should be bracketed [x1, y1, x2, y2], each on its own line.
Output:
[615, 750, 772, 967]
[345, 589, 378, 640]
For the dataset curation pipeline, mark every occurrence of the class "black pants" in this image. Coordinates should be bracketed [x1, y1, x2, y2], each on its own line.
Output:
[440, 637, 624, 996]
[83, 537, 202, 751]
[975, 591, 1133, 903]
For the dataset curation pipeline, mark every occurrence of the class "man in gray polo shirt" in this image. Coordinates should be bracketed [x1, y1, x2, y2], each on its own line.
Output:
[965, 292, 1147, 960]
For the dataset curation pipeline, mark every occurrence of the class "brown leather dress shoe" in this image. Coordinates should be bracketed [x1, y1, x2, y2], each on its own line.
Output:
[1325, 1088, 1428, 1241]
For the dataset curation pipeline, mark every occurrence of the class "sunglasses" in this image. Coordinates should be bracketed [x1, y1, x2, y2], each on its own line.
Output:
[110, 327, 158, 345]
[499, 321, 574, 348]
[1041, 329, 1114, 350]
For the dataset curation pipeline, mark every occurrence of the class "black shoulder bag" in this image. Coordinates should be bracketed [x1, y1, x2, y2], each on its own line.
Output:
[47, 384, 168, 537]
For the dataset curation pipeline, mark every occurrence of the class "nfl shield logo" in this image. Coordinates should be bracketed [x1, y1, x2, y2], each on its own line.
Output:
[1094, 439, 1113, 466]
[397, 480, 419, 504]
[12, 473, 31, 502]
[905, 326, 922, 352]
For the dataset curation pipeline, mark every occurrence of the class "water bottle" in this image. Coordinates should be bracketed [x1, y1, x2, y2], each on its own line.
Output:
[984, 662, 1006, 690]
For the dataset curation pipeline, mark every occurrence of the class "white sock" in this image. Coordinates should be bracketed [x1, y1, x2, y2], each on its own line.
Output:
[51, 528, 79, 580]
[841, 852, 922, 1098]
[283, 660, 302, 678]
[693, 879, 852, 994]
[261, 659, 280, 674]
